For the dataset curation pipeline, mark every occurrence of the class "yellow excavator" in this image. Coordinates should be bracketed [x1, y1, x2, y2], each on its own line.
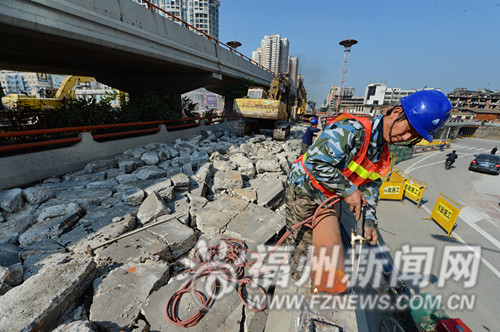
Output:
[233, 74, 292, 140]
[1, 76, 96, 110]
[294, 74, 308, 121]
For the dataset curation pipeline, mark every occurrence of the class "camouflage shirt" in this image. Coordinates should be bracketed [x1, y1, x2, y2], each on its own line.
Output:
[287, 115, 387, 228]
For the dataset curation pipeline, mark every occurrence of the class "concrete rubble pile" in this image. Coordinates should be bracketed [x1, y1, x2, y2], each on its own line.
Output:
[0, 127, 306, 332]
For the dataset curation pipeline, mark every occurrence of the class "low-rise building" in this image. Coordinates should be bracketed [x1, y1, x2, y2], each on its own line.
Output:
[447, 88, 500, 122]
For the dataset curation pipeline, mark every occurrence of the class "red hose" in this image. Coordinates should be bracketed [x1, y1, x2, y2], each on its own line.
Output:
[165, 195, 342, 327]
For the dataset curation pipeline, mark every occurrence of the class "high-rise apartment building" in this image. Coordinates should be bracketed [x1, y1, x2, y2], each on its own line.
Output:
[132, 0, 220, 39]
[288, 56, 299, 85]
[252, 34, 290, 75]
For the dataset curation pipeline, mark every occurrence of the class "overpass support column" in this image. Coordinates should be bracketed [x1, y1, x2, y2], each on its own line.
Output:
[223, 97, 234, 116]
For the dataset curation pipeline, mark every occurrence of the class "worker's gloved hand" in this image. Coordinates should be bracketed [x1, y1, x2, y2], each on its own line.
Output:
[344, 189, 367, 220]
[364, 226, 378, 245]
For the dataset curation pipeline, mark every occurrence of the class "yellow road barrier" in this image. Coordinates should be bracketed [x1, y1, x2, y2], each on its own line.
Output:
[404, 175, 427, 207]
[426, 193, 462, 236]
[381, 155, 398, 181]
[388, 167, 406, 183]
[379, 180, 406, 201]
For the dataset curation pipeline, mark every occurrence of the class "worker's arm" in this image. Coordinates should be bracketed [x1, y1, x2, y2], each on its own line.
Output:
[358, 179, 382, 229]
[357, 180, 381, 245]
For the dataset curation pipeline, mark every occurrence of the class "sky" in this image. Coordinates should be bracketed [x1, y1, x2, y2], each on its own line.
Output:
[218, 0, 500, 105]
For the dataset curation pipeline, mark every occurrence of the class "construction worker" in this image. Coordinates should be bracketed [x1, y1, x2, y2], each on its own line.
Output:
[286, 90, 452, 288]
[301, 118, 321, 154]
[440, 139, 447, 151]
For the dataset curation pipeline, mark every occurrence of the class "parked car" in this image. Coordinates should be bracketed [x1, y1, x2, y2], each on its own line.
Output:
[469, 153, 500, 175]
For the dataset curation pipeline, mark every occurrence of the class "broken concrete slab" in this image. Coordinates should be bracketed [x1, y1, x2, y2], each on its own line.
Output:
[90, 261, 170, 332]
[77, 189, 114, 208]
[19, 204, 85, 247]
[166, 194, 190, 225]
[224, 203, 285, 246]
[187, 193, 208, 228]
[142, 273, 244, 332]
[0, 263, 23, 295]
[250, 175, 286, 209]
[192, 161, 214, 184]
[57, 206, 137, 252]
[84, 159, 118, 174]
[118, 158, 144, 174]
[0, 255, 96, 332]
[137, 192, 171, 225]
[213, 170, 244, 193]
[0, 242, 22, 267]
[75, 214, 136, 250]
[232, 188, 257, 203]
[124, 147, 148, 159]
[255, 158, 282, 174]
[22, 252, 70, 281]
[170, 173, 190, 191]
[141, 150, 160, 165]
[147, 217, 197, 261]
[115, 185, 146, 206]
[36, 202, 83, 223]
[135, 166, 168, 181]
[53, 320, 96, 332]
[195, 196, 249, 234]
[0, 188, 25, 213]
[213, 159, 237, 171]
[0, 206, 37, 244]
[69, 171, 107, 183]
[96, 231, 170, 264]
[143, 178, 173, 196]
[19, 239, 66, 261]
[116, 173, 139, 184]
[156, 147, 171, 161]
[23, 186, 54, 205]
[85, 179, 118, 191]
[106, 168, 125, 179]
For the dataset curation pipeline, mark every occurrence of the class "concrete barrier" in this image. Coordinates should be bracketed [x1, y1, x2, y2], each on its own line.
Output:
[413, 143, 450, 154]
[0, 121, 234, 190]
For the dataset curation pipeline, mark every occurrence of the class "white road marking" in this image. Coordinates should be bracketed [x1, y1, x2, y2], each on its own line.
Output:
[453, 233, 500, 280]
[457, 199, 500, 230]
[458, 206, 483, 223]
[421, 205, 500, 280]
[404, 152, 441, 174]
[405, 151, 477, 175]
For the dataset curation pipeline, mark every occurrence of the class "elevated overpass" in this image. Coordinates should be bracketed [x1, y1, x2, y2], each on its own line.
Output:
[0, 0, 276, 100]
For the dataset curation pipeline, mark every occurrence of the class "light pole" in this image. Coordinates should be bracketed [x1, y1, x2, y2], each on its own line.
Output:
[335, 39, 358, 113]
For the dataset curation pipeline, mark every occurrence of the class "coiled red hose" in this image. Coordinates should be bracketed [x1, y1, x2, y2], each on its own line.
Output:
[165, 194, 342, 327]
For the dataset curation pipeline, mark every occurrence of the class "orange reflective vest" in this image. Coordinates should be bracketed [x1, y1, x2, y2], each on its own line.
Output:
[295, 114, 391, 197]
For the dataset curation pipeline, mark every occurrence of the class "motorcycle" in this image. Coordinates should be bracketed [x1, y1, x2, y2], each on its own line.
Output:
[445, 159, 453, 170]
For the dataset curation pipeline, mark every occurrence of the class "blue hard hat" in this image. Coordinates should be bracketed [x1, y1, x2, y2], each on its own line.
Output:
[400, 90, 452, 142]
[310, 118, 318, 124]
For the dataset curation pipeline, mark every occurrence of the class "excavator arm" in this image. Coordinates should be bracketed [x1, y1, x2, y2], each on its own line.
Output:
[55, 76, 95, 99]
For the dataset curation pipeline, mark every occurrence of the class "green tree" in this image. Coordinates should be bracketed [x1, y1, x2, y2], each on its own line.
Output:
[225, 78, 255, 100]
[0, 82, 5, 110]
[181, 96, 198, 118]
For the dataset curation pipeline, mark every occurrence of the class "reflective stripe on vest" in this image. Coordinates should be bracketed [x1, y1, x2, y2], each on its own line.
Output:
[346, 161, 382, 181]
[295, 114, 391, 195]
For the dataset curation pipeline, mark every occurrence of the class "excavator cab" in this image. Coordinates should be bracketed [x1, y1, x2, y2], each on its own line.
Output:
[246, 88, 268, 100]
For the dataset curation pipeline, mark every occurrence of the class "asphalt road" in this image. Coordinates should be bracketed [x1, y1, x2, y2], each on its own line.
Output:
[366, 138, 500, 331]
